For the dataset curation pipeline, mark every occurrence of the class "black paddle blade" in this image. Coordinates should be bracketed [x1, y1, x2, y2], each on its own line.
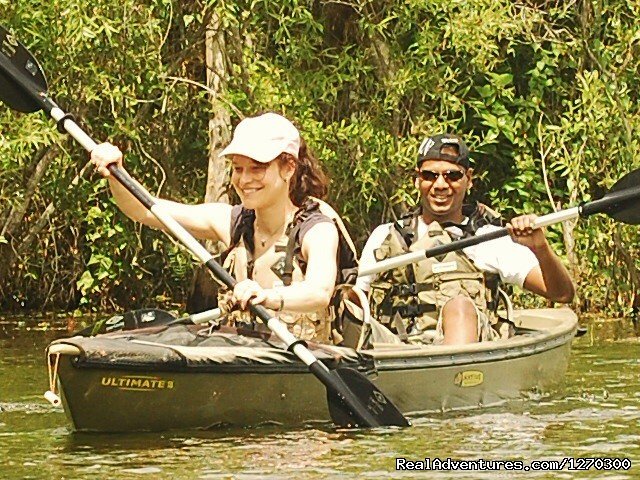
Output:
[611, 168, 640, 192]
[581, 168, 640, 225]
[327, 367, 410, 428]
[0, 24, 48, 112]
[608, 169, 640, 225]
[75, 308, 178, 336]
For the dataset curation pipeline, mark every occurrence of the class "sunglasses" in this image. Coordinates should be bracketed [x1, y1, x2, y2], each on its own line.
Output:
[418, 169, 466, 183]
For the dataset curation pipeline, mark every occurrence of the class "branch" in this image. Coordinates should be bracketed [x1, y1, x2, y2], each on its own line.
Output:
[1, 146, 53, 238]
[537, 113, 556, 211]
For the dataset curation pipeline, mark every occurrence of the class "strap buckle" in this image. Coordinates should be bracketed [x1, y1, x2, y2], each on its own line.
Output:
[392, 283, 418, 296]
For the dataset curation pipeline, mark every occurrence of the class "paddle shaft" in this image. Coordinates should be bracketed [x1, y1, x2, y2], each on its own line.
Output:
[142, 307, 223, 328]
[188, 308, 221, 324]
[360, 186, 640, 277]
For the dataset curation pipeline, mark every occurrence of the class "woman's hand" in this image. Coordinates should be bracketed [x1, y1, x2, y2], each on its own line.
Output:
[90, 142, 123, 177]
[232, 279, 268, 310]
[506, 214, 548, 253]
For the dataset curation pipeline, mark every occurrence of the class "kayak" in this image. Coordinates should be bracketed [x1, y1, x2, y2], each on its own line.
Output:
[45, 307, 578, 432]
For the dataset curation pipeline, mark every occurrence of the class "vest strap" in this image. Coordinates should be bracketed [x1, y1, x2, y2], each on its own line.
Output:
[281, 223, 299, 286]
[390, 282, 432, 296]
[392, 313, 409, 342]
[392, 303, 437, 318]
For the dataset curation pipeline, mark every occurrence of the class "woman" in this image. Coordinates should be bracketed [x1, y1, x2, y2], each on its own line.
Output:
[91, 112, 357, 344]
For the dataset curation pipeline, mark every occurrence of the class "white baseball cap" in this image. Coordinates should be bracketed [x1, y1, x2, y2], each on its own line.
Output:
[220, 112, 300, 162]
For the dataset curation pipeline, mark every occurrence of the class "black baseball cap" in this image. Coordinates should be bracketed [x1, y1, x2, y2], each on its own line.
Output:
[417, 133, 470, 169]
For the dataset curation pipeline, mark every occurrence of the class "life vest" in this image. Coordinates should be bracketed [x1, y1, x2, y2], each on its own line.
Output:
[368, 203, 503, 337]
[217, 197, 358, 344]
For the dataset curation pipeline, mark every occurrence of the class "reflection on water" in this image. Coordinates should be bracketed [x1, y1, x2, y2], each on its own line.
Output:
[0, 316, 639, 479]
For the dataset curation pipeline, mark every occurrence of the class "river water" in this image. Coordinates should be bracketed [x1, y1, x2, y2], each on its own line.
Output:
[1, 315, 638, 479]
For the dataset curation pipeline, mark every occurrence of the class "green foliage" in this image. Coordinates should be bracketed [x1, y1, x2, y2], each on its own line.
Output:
[1, 0, 209, 310]
[1, 0, 638, 316]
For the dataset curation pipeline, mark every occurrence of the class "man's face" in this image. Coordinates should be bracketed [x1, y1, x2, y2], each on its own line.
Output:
[415, 155, 472, 221]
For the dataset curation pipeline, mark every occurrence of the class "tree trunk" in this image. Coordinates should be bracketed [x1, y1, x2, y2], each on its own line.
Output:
[561, 219, 580, 311]
[0, 146, 53, 296]
[0, 160, 90, 301]
[561, 179, 581, 313]
[1, 146, 52, 238]
[186, 12, 232, 314]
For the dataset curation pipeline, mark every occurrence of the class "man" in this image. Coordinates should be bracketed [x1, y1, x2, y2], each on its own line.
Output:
[357, 134, 575, 345]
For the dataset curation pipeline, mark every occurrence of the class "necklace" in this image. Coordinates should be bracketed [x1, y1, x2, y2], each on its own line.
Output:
[255, 229, 280, 248]
[255, 215, 292, 248]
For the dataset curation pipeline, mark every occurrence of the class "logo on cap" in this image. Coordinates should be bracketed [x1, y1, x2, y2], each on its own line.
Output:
[418, 138, 435, 157]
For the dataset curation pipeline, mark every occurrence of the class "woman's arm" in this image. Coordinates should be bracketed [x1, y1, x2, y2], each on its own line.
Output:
[91, 142, 232, 244]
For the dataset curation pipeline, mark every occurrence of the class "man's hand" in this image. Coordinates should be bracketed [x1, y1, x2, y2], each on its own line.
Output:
[506, 214, 548, 253]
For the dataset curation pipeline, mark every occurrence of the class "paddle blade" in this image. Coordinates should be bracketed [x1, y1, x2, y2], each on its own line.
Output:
[0, 25, 48, 112]
[75, 308, 178, 336]
[611, 168, 640, 193]
[327, 367, 410, 428]
[608, 199, 639, 225]
[608, 169, 640, 225]
[581, 169, 640, 225]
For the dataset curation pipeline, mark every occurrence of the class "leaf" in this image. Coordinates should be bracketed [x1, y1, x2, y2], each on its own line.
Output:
[183, 14, 195, 27]
[488, 72, 513, 88]
[76, 271, 95, 292]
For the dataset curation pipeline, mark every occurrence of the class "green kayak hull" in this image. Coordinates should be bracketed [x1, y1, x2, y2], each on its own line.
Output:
[48, 308, 577, 432]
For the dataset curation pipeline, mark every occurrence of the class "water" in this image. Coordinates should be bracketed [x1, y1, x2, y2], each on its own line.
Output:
[1, 316, 639, 479]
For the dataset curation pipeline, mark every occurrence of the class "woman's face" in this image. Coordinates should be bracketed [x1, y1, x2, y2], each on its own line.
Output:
[230, 155, 292, 209]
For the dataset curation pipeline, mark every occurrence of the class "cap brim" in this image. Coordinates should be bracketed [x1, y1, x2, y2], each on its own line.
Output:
[417, 153, 469, 168]
[219, 142, 282, 163]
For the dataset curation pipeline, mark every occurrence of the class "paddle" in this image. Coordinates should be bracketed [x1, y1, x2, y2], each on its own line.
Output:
[75, 307, 222, 336]
[360, 169, 640, 276]
[0, 24, 409, 428]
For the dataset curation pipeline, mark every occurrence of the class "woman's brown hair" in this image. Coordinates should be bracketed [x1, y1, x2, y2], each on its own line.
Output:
[278, 138, 329, 206]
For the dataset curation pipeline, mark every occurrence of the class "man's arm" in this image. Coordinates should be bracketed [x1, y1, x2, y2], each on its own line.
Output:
[508, 214, 575, 303]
